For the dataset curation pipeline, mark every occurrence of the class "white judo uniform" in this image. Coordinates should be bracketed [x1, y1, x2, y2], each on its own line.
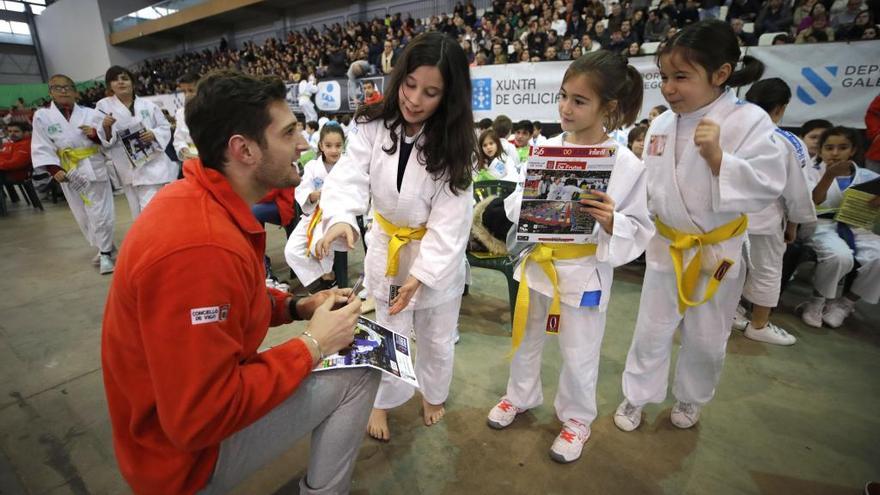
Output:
[742, 128, 817, 307]
[285, 156, 335, 287]
[96, 95, 177, 219]
[31, 103, 115, 253]
[502, 135, 653, 424]
[474, 153, 522, 183]
[621, 90, 787, 407]
[172, 106, 197, 161]
[805, 162, 880, 304]
[319, 120, 473, 409]
[298, 77, 319, 123]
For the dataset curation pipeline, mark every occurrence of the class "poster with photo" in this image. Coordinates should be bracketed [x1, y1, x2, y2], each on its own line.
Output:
[118, 123, 162, 168]
[314, 316, 418, 387]
[514, 145, 616, 243]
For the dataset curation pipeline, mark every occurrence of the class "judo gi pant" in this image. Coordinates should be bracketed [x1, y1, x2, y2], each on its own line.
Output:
[61, 179, 114, 253]
[300, 100, 318, 123]
[807, 222, 880, 304]
[742, 231, 785, 308]
[505, 289, 607, 425]
[198, 369, 379, 495]
[373, 296, 461, 409]
[123, 183, 164, 220]
[286, 218, 334, 288]
[622, 265, 745, 407]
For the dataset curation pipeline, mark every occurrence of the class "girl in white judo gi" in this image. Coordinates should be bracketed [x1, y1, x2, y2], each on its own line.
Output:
[172, 72, 199, 162]
[800, 127, 880, 328]
[486, 51, 654, 464]
[732, 78, 817, 345]
[315, 32, 475, 441]
[30, 74, 116, 274]
[474, 128, 521, 183]
[97, 66, 177, 219]
[298, 70, 319, 123]
[285, 124, 346, 292]
[614, 20, 787, 432]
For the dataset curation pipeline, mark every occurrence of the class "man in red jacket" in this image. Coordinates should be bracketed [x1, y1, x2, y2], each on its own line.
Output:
[102, 70, 379, 495]
[0, 122, 32, 182]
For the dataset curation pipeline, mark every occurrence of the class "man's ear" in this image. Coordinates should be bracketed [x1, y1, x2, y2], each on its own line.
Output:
[227, 134, 260, 167]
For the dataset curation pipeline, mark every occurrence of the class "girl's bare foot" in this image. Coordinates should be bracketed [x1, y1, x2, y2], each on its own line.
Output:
[423, 399, 445, 426]
[367, 408, 390, 441]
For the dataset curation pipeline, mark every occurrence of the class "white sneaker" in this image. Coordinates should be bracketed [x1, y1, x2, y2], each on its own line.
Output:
[613, 399, 643, 432]
[549, 419, 591, 463]
[670, 401, 701, 429]
[732, 304, 749, 331]
[92, 252, 101, 266]
[487, 398, 525, 429]
[99, 254, 115, 275]
[744, 322, 796, 346]
[799, 296, 825, 328]
[822, 298, 855, 328]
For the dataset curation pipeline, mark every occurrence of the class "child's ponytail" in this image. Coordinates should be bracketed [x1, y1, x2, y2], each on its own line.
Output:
[727, 55, 765, 88]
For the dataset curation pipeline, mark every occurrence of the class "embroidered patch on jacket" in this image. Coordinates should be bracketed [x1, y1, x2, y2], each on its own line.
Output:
[190, 305, 230, 325]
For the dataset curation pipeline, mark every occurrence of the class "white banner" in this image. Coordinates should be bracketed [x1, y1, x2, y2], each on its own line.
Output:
[743, 40, 879, 128]
[471, 40, 880, 128]
[141, 92, 184, 115]
[471, 58, 667, 125]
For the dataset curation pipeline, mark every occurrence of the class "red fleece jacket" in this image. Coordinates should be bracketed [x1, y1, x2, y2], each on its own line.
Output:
[102, 159, 313, 495]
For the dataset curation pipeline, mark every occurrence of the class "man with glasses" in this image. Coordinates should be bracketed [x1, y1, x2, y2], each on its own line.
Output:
[31, 74, 116, 274]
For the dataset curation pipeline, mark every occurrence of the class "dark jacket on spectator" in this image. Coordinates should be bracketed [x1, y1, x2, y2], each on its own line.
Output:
[726, 0, 761, 21]
[756, 4, 794, 34]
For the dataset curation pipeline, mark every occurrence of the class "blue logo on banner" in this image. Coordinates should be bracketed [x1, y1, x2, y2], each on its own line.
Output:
[317, 81, 341, 111]
[796, 66, 838, 105]
[472, 78, 492, 110]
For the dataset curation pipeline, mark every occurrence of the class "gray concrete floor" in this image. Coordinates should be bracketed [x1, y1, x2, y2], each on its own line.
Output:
[1, 194, 878, 495]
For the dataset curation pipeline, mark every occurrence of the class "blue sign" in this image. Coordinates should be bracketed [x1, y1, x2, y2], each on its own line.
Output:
[472, 78, 492, 111]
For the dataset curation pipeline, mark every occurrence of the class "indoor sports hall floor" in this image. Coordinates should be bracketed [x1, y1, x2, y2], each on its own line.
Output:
[1, 195, 878, 495]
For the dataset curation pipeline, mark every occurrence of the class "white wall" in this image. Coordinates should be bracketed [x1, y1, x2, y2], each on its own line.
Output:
[35, 0, 111, 81]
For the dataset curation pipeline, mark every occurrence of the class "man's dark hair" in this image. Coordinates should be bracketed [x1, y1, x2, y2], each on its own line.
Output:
[185, 70, 286, 171]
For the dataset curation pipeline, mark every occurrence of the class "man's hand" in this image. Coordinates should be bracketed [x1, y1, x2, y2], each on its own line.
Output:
[304, 294, 361, 357]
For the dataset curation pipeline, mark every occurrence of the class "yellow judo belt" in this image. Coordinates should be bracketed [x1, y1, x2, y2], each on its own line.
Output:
[373, 210, 427, 277]
[305, 206, 322, 257]
[57, 146, 99, 205]
[511, 243, 597, 353]
[655, 215, 748, 314]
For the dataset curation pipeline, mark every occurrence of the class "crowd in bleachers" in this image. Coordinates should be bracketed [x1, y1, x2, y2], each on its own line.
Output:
[123, 0, 878, 97]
